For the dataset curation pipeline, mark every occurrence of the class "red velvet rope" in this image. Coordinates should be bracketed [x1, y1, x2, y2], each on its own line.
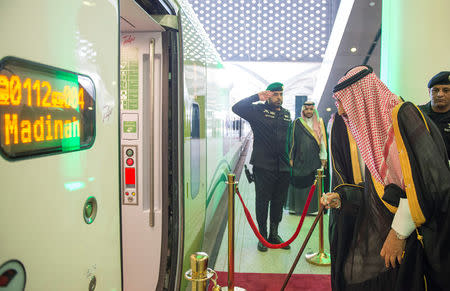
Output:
[235, 181, 317, 249]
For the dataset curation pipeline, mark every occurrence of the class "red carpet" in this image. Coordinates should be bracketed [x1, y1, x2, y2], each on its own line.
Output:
[209, 271, 331, 291]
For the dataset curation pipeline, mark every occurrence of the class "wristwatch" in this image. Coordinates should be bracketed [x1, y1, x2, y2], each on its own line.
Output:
[394, 229, 408, 240]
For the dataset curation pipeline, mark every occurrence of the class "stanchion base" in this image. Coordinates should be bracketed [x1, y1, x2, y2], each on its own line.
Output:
[221, 287, 247, 290]
[305, 251, 331, 266]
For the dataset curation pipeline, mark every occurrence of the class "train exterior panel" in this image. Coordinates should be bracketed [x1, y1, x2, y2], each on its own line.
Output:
[0, 0, 122, 290]
[0, 0, 248, 290]
[178, 1, 250, 288]
[180, 9, 208, 287]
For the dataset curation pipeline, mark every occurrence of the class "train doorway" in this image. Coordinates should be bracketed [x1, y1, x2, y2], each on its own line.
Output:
[119, 1, 180, 290]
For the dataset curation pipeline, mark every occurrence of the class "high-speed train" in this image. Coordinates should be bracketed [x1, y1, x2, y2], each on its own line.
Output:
[0, 0, 249, 290]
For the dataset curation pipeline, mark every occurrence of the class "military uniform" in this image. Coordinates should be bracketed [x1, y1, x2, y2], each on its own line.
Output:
[232, 92, 291, 250]
[419, 71, 450, 160]
[418, 102, 450, 159]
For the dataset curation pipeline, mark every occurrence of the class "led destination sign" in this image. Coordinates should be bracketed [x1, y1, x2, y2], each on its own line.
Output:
[0, 57, 95, 159]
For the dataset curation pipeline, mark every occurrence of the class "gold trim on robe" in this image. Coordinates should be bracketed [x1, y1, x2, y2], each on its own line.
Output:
[299, 117, 321, 146]
[371, 175, 398, 214]
[347, 127, 363, 184]
[392, 103, 426, 226]
[329, 118, 345, 185]
[319, 118, 327, 149]
[290, 116, 326, 161]
[288, 119, 297, 161]
[333, 183, 364, 191]
[329, 116, 362, 188]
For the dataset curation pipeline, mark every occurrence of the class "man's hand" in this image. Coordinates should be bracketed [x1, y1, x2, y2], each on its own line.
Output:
[380, 229, 406, 268]
[258, 91, 273, 102]
[321, 159, 327, 168]
[289, 160, 293, 167]
[320, 192, 341, 209]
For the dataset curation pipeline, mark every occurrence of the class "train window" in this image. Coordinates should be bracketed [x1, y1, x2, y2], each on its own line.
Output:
[190, 103, 200, 199]
[191, 104, 200, 139]
[0, 57, 95, 160]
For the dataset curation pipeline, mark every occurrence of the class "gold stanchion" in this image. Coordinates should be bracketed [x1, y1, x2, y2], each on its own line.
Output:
[221, 174, 246, 291]
[185, 252, 218, 291]
[305, 169, 331, 266]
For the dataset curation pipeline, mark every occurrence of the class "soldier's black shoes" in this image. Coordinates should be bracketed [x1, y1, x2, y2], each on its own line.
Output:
[268, 235, 291, 250]
[257, 241, 268, 252]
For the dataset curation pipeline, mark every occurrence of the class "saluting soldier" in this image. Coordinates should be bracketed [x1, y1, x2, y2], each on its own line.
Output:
[232, 82, 291, 252]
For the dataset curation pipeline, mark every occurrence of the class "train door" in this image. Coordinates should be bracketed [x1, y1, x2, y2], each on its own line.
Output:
[0, 1, 121, 290]
[119, 1, 180, 290]
[178, 8, 208, 289]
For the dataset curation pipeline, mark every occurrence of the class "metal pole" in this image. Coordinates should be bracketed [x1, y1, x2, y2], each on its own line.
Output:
[281, 205, 326, 291]
[318, 169, 324, 254]
[222, 174, 246, 291]
[149, 38, 155, 227]
[184, 252, 215, 291]
[227, 173, 236, 289]
[305, 169, 331, 266]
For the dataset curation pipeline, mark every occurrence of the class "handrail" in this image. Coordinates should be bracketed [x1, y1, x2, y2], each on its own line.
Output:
[149, 38, 155, 227]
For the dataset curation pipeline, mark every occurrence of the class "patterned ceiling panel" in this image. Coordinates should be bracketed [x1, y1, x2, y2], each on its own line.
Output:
[190, 0, 333, 62]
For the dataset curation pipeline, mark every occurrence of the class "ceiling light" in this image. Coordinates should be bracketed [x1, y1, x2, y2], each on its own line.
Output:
[82, 0, 96, 6]
[350, 47, 357, 53]
[326, 107, 332, 112]
[369, 1, 375, 7]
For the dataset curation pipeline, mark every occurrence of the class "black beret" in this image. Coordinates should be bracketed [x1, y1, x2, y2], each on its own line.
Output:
[428, 71, 450, 88]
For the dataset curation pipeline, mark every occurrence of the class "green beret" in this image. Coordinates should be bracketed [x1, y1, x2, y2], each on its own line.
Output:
[428, 71, 450, 88]
[266, 82, 284, 91]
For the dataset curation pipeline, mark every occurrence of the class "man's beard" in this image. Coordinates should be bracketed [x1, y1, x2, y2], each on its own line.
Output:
[270, 100, 282, 108]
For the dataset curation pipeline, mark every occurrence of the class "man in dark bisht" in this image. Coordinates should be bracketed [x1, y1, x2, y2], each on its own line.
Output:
[327, 112, 364, 291]
[419, 71, 450, 161]
[286, 101, 327, 215]
[232, 82, 291, 252]
[321, 65, 450, 290]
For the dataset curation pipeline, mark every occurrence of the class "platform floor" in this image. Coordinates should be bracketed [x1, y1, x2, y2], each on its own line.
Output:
[213, 149, 331, 275]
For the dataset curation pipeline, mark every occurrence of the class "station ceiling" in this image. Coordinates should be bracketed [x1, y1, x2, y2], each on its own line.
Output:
[316, 0, 381, 123]
[190, 0, 381, 124]
[190, 0, 340, 62]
